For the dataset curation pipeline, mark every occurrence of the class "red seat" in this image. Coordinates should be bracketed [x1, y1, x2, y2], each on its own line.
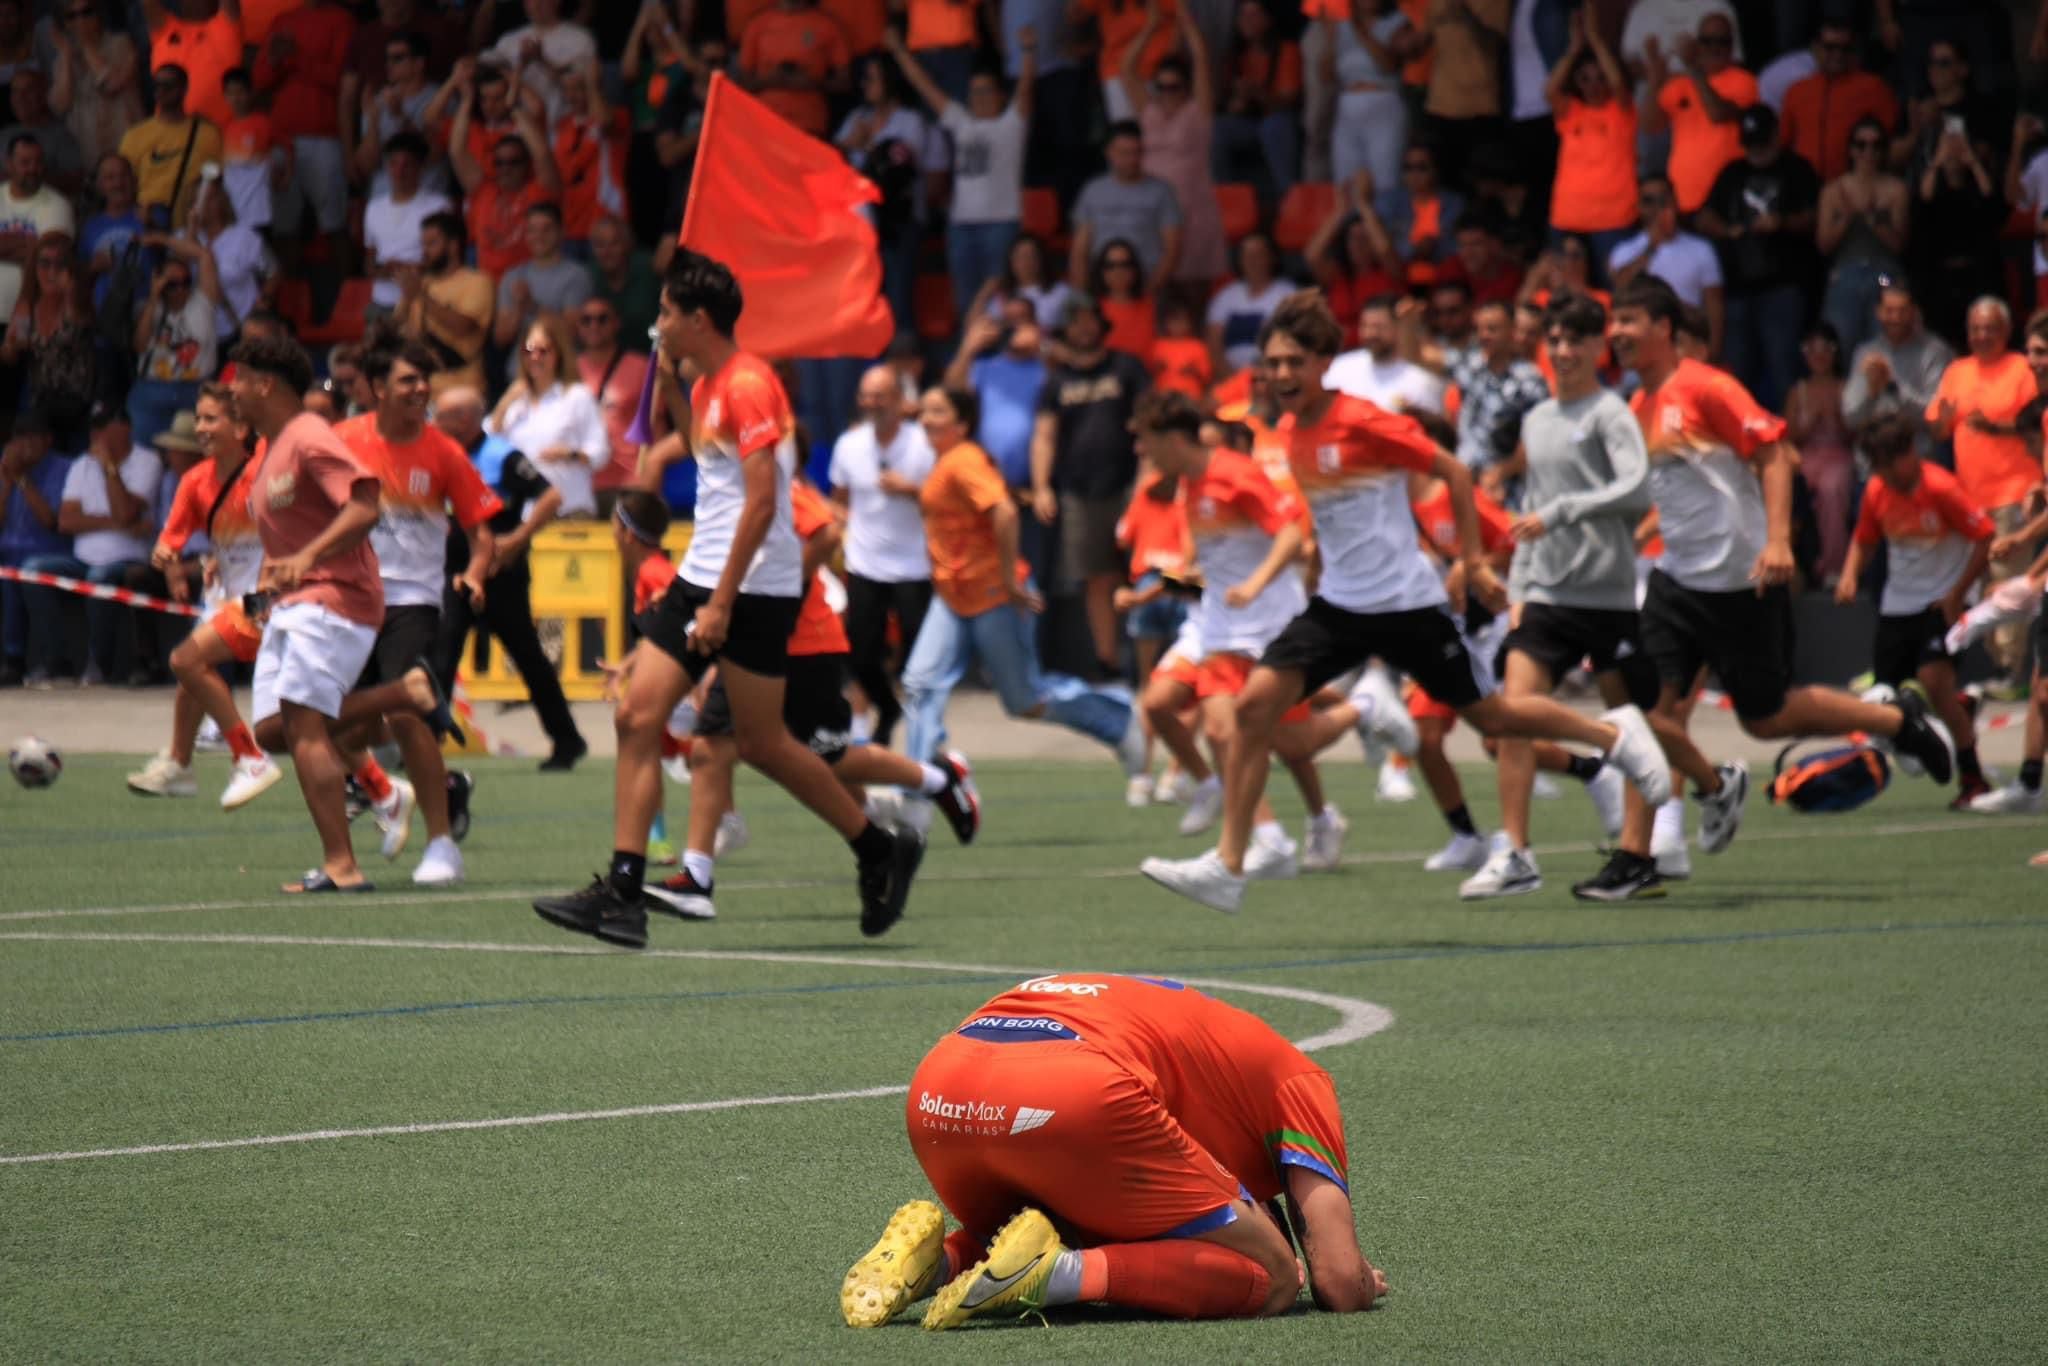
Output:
[1020, 186, 1067, 250]
[1274, 182, 1337, 254]
[913, 273, 958, 341]
[1214, 183, 1260, 244]
[273, 277, 314, 331]
[298, 277, 372, 348]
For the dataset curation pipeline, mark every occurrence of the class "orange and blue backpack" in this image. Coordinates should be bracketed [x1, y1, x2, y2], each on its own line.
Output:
[1768, 738, 1892, 813]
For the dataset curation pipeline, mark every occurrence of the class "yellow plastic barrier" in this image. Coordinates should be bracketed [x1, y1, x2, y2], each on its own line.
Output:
[458, 521, 694, 703]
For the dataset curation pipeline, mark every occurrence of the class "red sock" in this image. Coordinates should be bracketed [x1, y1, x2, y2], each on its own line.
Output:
[1096, 1242, 1271, 1319]
[354, 759, 394, 804]
[941, 1229, 983, 1284]
[224, 723, 263, 762]
[661, 732, 693, 760]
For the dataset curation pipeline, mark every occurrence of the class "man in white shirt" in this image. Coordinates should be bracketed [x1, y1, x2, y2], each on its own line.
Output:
[0, 132, 74, 319]
[829, 363, 937, 748]
[1325, 295, 1446, 414]
[489, 0, 597, 116]
[1608, 173, 1723, 353]
[363, 131, 450, 315]
[19, 403, 160, 685]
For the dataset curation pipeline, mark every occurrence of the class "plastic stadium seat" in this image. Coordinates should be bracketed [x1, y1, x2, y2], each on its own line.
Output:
[913, 273, 957, 341]
[1020, 186, 1067, 249]
[1214, 183, 1260, 244]
[298, 278, 372, 347]
[273, 276, 314, 331]
[1274, 182, 1337, 254]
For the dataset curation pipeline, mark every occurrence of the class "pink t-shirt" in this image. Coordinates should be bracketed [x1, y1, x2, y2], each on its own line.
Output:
[250, 412, 385, 626]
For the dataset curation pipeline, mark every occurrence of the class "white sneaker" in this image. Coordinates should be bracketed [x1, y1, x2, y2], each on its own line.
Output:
[1350, 667, 1419, 758]
[126, 750, 197, 798]
[1599, 705, 1673, 808]
[411, 835, 464, 886]
[1245, 831, 1299, 881]
[1140, 849, 1247, 913]
[1425, 830, 1491, 872]
[1968, 783, 2044, 814]
[1153, 769, 1198, 805]
[714, 809, 750, 859]
[1531, 772, 1564, 799]
[1301, 805, 1348, 872]
[1178, 777, 1225, 835]
[1460, 839, 1542, 900]
[1585, 765, 1626, 843]
[1125, 774, 1155, 808]
[193, 718, 227, 753]
[374, 779, 416, 860]
[661, 751, 693, 785]
[1376, 760, 1419, 803]
[1115, 716, 1149, 780]
[1651, 825, 1692, 880]
[1696, 761, 1749, 854]
[220, 754, 284, 810]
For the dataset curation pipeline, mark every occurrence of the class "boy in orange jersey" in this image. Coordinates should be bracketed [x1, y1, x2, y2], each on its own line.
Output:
[1835, 413, 1993, 807]
[1113, 455, 1191, 804]
[841, 971, 1387, 1330]
[1143, 290, 1675, 913]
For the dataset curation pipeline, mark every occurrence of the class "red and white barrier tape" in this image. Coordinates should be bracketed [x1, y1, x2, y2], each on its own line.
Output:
[0, 566, 203, 618]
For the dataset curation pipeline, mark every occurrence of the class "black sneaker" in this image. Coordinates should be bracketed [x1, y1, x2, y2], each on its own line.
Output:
[445, 770, 474, 843]
[343, 775, 369, 823]
[858, 829, 925, 937]
[539, 737, 590, 772]
[1571, 851, 1667, 903]
[646, 869, 716, 921]
[1892, 682, 1954, 785]
[934, 751, 981, 845]
[534, 876, 649, 949]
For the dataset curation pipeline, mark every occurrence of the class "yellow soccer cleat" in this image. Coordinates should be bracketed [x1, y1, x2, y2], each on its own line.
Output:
[841, 1200, 946, 1328]
[921, 1207, 1066, 1331]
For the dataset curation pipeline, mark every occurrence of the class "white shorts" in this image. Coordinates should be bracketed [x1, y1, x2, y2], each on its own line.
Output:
[276, 136, 348, 233]
[1160, 616, 1203, 670]
[252, 600, 379, 722]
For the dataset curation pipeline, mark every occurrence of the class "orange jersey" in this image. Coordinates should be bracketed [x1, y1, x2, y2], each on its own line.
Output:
[1082, 0, 1179, 81]
[1925, 354, 2041, 513]
[223, 112, 272, 163]
[1246, 415, 1313, 538]
[1411, 481, 1512, 559]
[1209, 367, 1253, 419]
[336, 415, 502, 608]
[1658, 66, 1759, 212]
[1116, 473, 1191, 580]
[1148, 336, 1213, 399]
[1281, 393, 1445, 613]
[684, 351, 803, 597]
[788, 480, 850, 657]
[1184, 448, 1307, 656]
[632, 552, 677, 616]
[157, 455, 264, 598]
[1101, 295, 1157, 360]
[1851, 463, 1993, 616]
[920, 441, 1015, 618]
[738, 8, 851, 137]
[1631, 357, 1786, 592]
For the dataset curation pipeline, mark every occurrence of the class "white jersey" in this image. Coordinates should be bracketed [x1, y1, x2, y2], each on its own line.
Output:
[1185, 449, 1308, 656]
[680, 352, 803, 599]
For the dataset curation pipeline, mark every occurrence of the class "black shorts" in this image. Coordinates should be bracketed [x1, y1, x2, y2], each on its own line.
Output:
[1639, 570, 1792, 722]
[357, 604, 440, 687]
[1503, 602, 1659, 709]
[637, 578, 801, 681]
[695, 652, 853, 762]
[2032, 594, 2048, 676]
[1872, 606, 1953, 686]
[1259, 597, 1493, 708]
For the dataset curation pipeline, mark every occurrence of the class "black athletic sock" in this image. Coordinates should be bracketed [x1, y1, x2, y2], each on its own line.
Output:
[2022, 759, 2044, 793]
[1565, 753, 1604, 783]
[849, 820, 894, 863]
[609, 850, 647, 899]
[1956, 746, 1984, 784]
[1444, 804, 1478, 838]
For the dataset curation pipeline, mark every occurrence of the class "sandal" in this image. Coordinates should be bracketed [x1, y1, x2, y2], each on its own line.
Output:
[283, 868, 376, 894]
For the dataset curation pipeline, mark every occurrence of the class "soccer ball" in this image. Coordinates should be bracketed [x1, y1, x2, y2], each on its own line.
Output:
[9, 736, 61, 789]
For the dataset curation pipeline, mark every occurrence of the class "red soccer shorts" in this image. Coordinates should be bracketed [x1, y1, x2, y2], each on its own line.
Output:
[206, 601, 263, 665]
[1195, 653, 1312, 724]
[1405, 676, 1456, 726]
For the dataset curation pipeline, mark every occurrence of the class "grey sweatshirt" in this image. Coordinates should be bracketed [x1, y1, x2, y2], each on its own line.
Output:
[1509, 389, 1652, 611]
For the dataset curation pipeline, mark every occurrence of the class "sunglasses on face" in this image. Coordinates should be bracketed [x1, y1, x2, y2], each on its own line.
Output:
[1818, 40, 1852, 54]
[1154, 81, 1185, 94]
[1104, 258, 1137, 269]
[1929, 54, 1958, 68]
[1697, 34, 1732, 49]
[495, 155, 527, 169]
[1852, 137, 1883, 150]
[1402, 161, 1431, 173]
[578, 312, 613, 325]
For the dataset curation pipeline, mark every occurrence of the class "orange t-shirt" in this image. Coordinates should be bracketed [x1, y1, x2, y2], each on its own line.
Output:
[1658, 66, 1759, 213]
[248, 412, 384, 627]
[1209, 368, 1253, 419]
[920, 441, 1014, 617]
[223, 113, 272, 163]
[337, 415, 503, 606]
[633, 552, 677, 615]
[1246, 415, 1313, 537]
[238, 0, 302, 47]
[552, 108, 632, 241]
[788, 480, 851, 656]
[1116, 473, 1190, 580]
[739, 8, 852, 138]
[1102, 296, 1156, 360]
[1779, 71, 1897, 183]
[908, 0, 975, 50]
[152, 12, 243, 130]
[1411, 480, 1512, 558]
[728, 0, 880, 56]
[1083, 0, 1179, 82]
[1551, 96, 1638, 233]
[1398, 0, 1432, 87]
[1148, 336, 1213, 398]
[1232, 41, 1301, 100]
[467, 178, 553, 280]
[1926, 354, 2043, 512]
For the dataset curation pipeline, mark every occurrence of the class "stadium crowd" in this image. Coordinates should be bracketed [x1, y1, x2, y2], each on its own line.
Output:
[2, 0, 2047, 885]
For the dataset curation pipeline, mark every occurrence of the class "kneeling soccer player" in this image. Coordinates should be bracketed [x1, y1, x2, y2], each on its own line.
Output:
[841, 972, 1388, 1330]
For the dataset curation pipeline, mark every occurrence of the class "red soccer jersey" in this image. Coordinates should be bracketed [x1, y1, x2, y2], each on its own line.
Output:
[1184, 447, 1307, 656]
[685, 351, 803, 598]
[633, 552, 677, 615]
[1851, 462, 1993, 616]
[249, 413, 384, 627]
[1116, 472, 1191, 581]
[1281, 393, 1445, 614]
[337, 415, 502, 609]
[1411, 480, 1512, 558]
[1630, 356, 1787, 593]
[158, 454, 264, 598]
[788, 480, 850, 657]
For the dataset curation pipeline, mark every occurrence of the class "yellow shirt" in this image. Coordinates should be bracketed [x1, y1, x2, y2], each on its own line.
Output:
[118, 115, 224, 228]
[409, 267, 495, 396]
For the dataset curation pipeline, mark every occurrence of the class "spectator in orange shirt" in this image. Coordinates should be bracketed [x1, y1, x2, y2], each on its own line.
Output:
[1779, 20, 1896, 184]
[143, 0, 242, 131]
[1147, 293, 1212, 398]
[1544, 10, 1636, 271]
[738, 0, 852, 139]
[1214, 0, 1302, 202]
[1639, 12, 1755, 214]
[252, 0, 357, 262]
[903, 0, 978, 103]
[550, 55, 630, 247]
[449, 75, 561, 280]
[1081, 0, 1178, 122]
[1090, 238, 1156, 360]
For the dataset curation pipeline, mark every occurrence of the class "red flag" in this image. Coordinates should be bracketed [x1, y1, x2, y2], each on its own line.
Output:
[679, 73, 895, 359]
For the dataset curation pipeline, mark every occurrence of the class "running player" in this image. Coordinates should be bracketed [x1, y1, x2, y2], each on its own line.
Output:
[334, 340, 502, 886]
[532, 250, 926, 947]
[1141, 290, 1671, 914]
[1609, 277, 1956, 831]
[1835, 413, 1994, 808]
[126, 384, 282, 807]
[841, 972, 1386, 1330]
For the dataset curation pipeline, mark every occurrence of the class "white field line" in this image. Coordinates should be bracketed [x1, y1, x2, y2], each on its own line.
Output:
[0, 815, 2002, 925]
[0, 941, 1392, 1166]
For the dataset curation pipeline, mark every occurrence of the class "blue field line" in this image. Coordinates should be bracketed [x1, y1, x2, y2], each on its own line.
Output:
[6, 915, 2045, 1046]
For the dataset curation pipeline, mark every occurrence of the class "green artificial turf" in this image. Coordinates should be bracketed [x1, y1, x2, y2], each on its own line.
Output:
[2, 751, 2045, 1362]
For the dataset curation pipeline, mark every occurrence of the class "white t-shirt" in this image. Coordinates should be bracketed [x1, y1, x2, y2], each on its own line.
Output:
[197, 223, 268, 336]
[1508, 0, 1552, 120]
[1619, 0, 1741, 72]
[140, 291, 217, 383]
[1608, 230, 1723, 307]
[985, 280, 1072, 331]
[488, 382, 608, 518]
[62, 445, 162, 565]
[828, 419, 936, 583]
[363, 189, 452, 309]
[1324, 350, 1447, 414]
[680, 354, 801, 598]
[2019, 149, 2048, 215]
[939, 103, 1025, 225]
[0, 181, 73, 318]
[1205, 278, 1295, 372]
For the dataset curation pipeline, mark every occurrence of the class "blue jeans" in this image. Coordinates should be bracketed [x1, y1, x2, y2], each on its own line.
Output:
[1722, 284, 1807, 414]
[128, 379, 199, 452]
[901, 594, 1133, 763]
[19, 554, 143, 678]
[1126, 572, 1186, 642]
[1213, 112, 1299, 201]
[1821, 256, 1894, 362]
[945, 220, 1018, 324]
